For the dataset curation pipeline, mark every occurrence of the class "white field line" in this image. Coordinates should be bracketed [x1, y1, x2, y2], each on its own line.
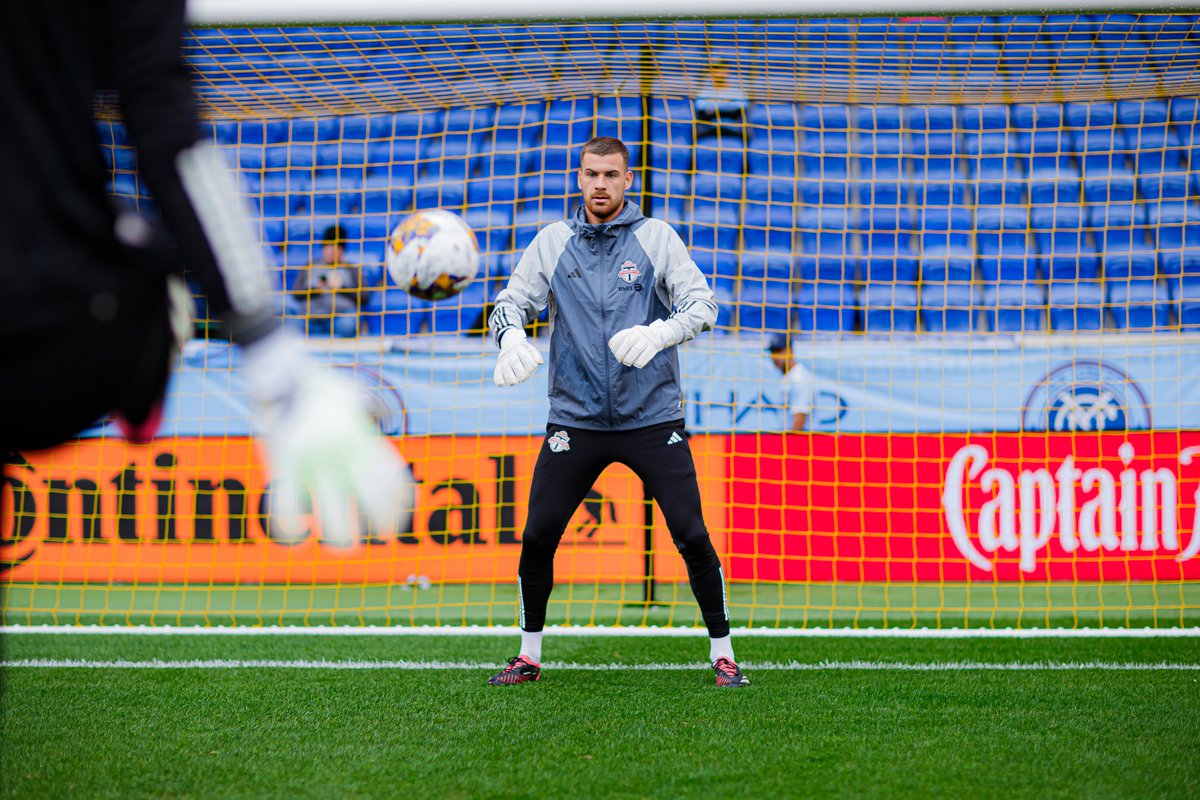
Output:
[3, 625, 1199, 638]
[3, 658, 1199, 671]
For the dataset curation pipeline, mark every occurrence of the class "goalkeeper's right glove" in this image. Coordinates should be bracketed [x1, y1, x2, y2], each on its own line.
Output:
[242, 331, 414, 548]
[493, 327, 543, 387]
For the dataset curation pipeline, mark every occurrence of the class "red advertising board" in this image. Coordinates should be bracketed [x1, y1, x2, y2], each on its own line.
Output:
[727, 432, 1200, 582]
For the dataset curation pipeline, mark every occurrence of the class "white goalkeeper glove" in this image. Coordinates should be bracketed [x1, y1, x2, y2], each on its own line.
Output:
[243, 331, 414, 548]
[608, 319, 677, 369]
[493, 327, 543, 387]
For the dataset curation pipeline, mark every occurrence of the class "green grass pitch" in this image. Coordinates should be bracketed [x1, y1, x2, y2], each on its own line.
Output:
[3, 632, 1199, 798]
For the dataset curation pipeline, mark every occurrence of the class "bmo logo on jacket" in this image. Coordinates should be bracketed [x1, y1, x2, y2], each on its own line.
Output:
[617, 260, 643, 291]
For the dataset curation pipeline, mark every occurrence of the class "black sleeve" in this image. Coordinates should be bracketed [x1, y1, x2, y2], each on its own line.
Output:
[101, 0, 275, 341]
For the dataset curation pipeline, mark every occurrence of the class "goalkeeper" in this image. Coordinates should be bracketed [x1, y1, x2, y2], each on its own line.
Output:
[487, 137, 747, 688]
[0, 0, 408, 543]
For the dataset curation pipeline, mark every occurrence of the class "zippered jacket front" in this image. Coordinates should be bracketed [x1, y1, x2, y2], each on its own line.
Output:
[488, 202, 718, 430]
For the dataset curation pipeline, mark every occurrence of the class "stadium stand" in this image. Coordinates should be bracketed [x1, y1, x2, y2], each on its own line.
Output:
[97, 16, 1200, 337]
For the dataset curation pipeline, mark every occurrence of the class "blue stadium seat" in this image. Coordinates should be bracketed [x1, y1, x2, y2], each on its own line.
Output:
[913, 181, 970, 207]
[690, 201, 740, 252]
[855, 104, 903, 132]
[1108, 278, 1171, 331]
[1028, 161, 1082, 205]
[1064, 100, 1117, 130]
[1073, 126, 1129, 175]
[861, 282, 919, 333]
[546, 97, 596, 146]
[429, 281, 488, 335]
[743, 203, 795, 252]
[596, 96, 642, 143]
[1048, 281, 1106, 331]
[467, 175, 516, 206]
[1149, 200, 1200, 276]
[976, 207, 1034, 281]
[740, 250, 793, 279]
[918, 207, 973, 254]
[745, 177, 796, 205]
[519, 171, 573, 208]
[695, 141, 746, 175]
[412, 174, 465, 211]
[463, 205, 514, 254]
[694, 173, 744, 203]
[747, 128, 798, 176]
[494, 103, 546, 148]
[920, 283, 979, 333]
[737, 278, 792, 333]
[919, 247, 975, 284]
[1102, 237, 1158, 279]
[1083, 174, 1136, 204]
[362, 288, 432, 337]
[981, 282, 1046, 333]
[795, 282, 857, 333]
[1177, 276, 1200, 331]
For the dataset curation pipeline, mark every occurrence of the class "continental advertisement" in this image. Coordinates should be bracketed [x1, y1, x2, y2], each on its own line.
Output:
[3, 432, 1200, 584]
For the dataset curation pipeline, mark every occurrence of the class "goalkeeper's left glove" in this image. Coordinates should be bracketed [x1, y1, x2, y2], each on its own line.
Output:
[608, 319, 678, 369]
[242, 331, 414, 548]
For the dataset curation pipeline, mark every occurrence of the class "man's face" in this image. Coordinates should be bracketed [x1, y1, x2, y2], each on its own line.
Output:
[578, 151, 632, 223]
[770, 349, 794, 375]
[319, 241, 344, 266]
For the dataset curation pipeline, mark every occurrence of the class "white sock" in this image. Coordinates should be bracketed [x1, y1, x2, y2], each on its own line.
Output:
[709, 634, 735, 665]
[520, 630, 543, 664]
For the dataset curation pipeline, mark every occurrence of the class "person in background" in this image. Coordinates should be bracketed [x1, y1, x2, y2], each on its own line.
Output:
[768, 334, 814, 432]
[287, 224, 362, 338]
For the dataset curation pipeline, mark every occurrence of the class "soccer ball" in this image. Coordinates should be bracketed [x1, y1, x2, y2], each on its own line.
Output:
[385, 209, 480, 301]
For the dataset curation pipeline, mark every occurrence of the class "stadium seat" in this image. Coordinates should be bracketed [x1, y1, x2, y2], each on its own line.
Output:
[976, 207, 1034, 282]
[1101, 237, 1158, 279]
[362, 288, 432, 336]
[920, 283, 979, 333]
[1108, 278, 1171, 331]
[686, 200, 736, 251]
[1048, 280, 1106, 331]
[463, 205, 514, 254]
[918, 207, 973, 255]
[795, 281, 857, 332]
[920, 243, 975, 283]
[743, 203, 796, 251]
[737, 278, 792, 333]
[429, 281, 488, 335]
[745, 177, 796, 205]
[747, 128, 799, 176]
[1176, 276, 1200, 331]
[694, 173, 744, 203]
[595, 96, 642, 143]
[691, 248, 740, 293]
[981, 282, 1046, 332]
[861, 282, 919, 333]
[1149, 200, 1200, 276]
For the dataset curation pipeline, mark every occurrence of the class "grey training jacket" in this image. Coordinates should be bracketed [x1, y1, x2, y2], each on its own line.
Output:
[488, 201, 718, 431]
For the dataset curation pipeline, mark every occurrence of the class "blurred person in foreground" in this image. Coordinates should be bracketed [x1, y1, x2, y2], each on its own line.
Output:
[0, 0, 410, 544]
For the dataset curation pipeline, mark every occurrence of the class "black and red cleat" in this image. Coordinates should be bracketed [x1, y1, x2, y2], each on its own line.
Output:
[713, 657, 750, 688]
[488, 655, 541, 685]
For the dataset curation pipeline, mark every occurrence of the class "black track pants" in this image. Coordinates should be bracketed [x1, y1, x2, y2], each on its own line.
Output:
[517, 420, 730, 637]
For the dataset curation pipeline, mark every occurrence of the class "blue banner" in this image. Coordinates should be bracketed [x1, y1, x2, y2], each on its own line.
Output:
[83, 334, 1200, 438]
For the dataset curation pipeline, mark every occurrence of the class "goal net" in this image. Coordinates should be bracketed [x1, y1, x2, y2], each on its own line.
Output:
[4, 12, 1200, 629]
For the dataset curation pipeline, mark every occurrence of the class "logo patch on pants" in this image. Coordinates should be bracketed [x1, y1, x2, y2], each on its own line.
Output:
[548, 430, 571, 453]
[667, 431, 683, 446]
